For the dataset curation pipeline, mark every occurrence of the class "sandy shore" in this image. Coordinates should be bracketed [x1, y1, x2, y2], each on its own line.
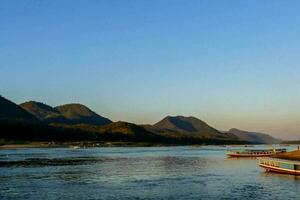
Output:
[273, 149, 300, 161]
[0, 142, 58, 149]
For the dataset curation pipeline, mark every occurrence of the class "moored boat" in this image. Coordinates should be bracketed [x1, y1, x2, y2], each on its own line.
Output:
[226, 148, 286, 157]
[258, 157, 300, 175]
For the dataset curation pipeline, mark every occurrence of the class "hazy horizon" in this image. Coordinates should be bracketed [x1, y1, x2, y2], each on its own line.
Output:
[1, 1, 300, 140]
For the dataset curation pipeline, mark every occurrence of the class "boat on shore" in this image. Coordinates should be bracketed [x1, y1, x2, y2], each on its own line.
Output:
[226, 148, 286, 157]
[258, 157, 300, 175]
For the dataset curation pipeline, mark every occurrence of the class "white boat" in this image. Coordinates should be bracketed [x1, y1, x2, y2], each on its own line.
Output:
[258, 157, 300, 175]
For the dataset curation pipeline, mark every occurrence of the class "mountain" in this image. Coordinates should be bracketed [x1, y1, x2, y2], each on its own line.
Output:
[20, 101, 62, 121]
[66, 121, 242, 144]
[20, 101, 112, 126]
[0, 97, 96, 141]
[60, 121, 158, 139]
[0, 96, 39, 123]
[0, 95, 249, 144]
[55, 104, 112, 125]
[227, 128, 281, 144]
[148, 116, 237, 140]
[97, 121, 160, 141]
[98, 121, 151, 136]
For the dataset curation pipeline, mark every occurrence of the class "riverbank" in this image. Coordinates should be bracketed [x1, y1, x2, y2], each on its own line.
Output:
[273, 149, 300, 161]
[0, 141, 180, 149]
[0, 142, 51, 149]
[0, 139, 257, 149]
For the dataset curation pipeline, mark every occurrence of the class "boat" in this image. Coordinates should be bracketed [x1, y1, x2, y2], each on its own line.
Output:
[258, 157, 300, 175]
[226, 148, 286, 157]
[69, 145, 80, 149]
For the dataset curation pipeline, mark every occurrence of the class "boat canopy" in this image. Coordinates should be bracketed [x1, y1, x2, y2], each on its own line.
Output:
[258, 157, 300, 171]
[230, 148, 286, 153]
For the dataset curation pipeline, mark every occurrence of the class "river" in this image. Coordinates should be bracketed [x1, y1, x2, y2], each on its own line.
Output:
[0, 145, 299, 200]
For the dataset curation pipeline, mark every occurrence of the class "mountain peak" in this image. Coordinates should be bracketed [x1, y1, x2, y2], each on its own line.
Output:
[0, 96, 39, 122]
[152, 115, 229, 139]
[20, 101, 59, 120]
[156, 116, 198, 132]
[55, 104, 95, 118]
[155, 115, 210, 130]
[54, 103, 112, 125]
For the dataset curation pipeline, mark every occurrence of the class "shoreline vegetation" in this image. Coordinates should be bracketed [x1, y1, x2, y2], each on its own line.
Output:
[0, 140, 297, 150]
[0, 142, 276, 150]
[0, 141, 164, 149]
[0, 140, 250, 149]
[1, 140, 202, 149]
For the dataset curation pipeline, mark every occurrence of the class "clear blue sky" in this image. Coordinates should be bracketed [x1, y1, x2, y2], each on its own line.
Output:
[1, 0, 300, 139]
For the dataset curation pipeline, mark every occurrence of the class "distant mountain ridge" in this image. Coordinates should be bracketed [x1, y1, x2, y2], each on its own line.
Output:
[146, 116, 237, 140]
[20, 101, 112, 126]
[1, 94, 278, 144]
[227, 128, 281, 144]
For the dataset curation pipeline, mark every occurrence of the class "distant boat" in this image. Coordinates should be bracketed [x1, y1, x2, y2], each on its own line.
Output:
[244, 145, 254, 147]
[69, 145, 80, 149]
[226, 148, 286, 157]
[258, 158, 300, 175]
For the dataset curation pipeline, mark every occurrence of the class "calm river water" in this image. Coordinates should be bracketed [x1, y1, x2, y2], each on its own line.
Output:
[0, 145, 299, 200]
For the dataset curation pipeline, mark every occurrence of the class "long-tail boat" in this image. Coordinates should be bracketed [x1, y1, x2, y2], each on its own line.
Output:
[258, 158, 300, 175]
[226, 148, 286, 157]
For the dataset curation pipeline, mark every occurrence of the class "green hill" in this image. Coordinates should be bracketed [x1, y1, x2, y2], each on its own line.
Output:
[20, 101, 112, 126]
[20, 101, 62, 121]
[55, 104, 112, 125]
[148, 116, 237, 140]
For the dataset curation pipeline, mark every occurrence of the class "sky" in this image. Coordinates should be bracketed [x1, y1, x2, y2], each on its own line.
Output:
[1, 0, 300, 140]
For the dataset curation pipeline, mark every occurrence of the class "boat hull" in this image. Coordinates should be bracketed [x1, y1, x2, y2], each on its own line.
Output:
[259, 164, 300, 175]
[227, 153, 274, 157]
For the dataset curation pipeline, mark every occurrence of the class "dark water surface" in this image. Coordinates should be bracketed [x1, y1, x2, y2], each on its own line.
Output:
[0, 146, 299, 200]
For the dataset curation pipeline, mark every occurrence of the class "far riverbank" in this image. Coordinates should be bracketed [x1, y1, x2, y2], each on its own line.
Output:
[273, 149, 300, 161]
[0, 141, 185, 149]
